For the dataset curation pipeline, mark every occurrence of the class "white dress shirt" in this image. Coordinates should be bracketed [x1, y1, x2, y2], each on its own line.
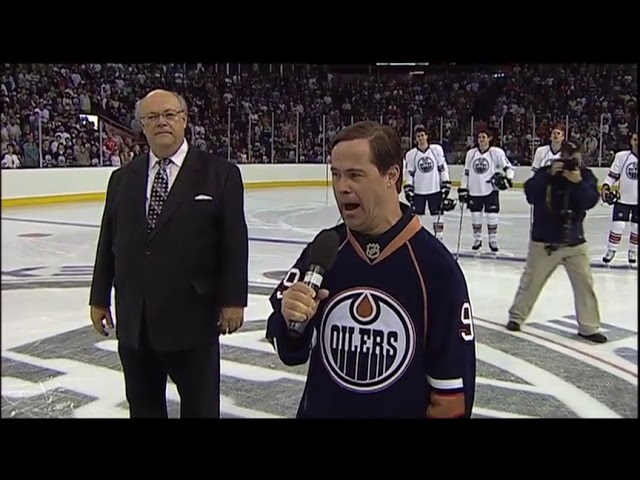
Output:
[146, 139, 189, 212]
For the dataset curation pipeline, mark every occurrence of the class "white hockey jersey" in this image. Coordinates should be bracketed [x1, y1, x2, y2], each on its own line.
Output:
[530, 144, 563, 176]
[604, 150, 637, 205]
[404, 144, 450, 195]
[461, 146, 515, 197]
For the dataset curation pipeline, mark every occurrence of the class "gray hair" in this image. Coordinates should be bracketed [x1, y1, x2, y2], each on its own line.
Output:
[134, 90, 188, 120]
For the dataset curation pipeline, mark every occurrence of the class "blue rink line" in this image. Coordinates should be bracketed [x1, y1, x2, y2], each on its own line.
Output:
[2, 216, 634, 271]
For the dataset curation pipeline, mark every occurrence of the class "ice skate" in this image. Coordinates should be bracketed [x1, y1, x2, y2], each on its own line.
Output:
[602, 249, 616, 264]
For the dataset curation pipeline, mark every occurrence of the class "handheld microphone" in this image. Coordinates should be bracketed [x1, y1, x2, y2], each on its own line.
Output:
[286, 229, 340, 338]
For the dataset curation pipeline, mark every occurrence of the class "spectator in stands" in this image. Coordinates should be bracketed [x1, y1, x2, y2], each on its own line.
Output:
[21, 133, 39, 167]
[2, 144, 21, 168]
[2, 63, 637, 168]
[74, 138, 91, 167]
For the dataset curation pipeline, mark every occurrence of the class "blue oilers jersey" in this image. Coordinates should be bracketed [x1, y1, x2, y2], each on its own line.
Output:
[265, 205, 477, 418]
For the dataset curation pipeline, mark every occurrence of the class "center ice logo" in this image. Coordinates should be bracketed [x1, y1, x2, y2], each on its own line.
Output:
[319, 288, 416, 393]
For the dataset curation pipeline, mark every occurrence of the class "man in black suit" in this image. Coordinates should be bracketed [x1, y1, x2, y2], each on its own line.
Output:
[89, 89, 248, 418]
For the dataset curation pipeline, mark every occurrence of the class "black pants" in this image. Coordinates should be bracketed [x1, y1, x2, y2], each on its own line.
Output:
[117, 319, 220, 419]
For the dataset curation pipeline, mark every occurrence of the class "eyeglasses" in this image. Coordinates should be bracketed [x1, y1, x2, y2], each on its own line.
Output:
[140, 109, 185, 124]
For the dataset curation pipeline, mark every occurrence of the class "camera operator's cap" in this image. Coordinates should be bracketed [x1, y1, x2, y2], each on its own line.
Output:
[560, 141, 581, 157]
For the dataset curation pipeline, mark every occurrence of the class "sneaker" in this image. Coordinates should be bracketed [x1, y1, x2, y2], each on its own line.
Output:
[506, 321, 521, 331]
[578, 332, 608, 344]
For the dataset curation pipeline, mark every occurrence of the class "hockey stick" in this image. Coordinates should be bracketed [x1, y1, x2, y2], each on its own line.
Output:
[454, 201, 465, 261]
[434, 189, 449, 234]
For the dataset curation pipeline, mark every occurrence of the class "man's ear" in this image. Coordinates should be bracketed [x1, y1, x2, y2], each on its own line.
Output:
[388, 165, 401, 188]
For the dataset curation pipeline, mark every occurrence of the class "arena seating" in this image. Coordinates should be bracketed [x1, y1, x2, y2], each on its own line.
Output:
[1, 63, 636, 169]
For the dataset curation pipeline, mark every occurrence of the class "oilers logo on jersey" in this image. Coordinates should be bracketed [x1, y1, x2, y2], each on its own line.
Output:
[417, 156, 435, 174]
[473, 157, 490, 175]
[626, 161, 637, 181]
[319, 288, 417, 394]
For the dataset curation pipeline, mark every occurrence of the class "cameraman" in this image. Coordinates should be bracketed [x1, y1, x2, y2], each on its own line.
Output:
[506, 142, 607, 343]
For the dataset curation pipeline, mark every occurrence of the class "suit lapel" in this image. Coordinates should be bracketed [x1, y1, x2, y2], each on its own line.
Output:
[147, 147, 201, 243]
[126, 155, 151, 240]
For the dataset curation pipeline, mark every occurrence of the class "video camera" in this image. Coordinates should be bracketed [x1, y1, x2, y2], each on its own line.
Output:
[558, 141, 581, 171]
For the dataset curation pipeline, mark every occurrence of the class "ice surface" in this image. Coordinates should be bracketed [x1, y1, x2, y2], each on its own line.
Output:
[2, 187, 637, 418]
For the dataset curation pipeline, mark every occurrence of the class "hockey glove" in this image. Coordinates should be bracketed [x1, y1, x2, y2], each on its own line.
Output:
[403, 184, 415, 206]
[440, 181, 452, 198]
[441, 197, 457, 212]
[601, 185, 620, 205]
[489, 172, 511, 190]
[457, 188, 469, 204]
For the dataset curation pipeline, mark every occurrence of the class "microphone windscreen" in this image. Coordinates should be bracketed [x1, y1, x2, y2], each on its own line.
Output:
[308, 230, 340, 272]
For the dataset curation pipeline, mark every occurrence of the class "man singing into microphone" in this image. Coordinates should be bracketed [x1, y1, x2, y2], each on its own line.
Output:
[265, 121, 477, 419]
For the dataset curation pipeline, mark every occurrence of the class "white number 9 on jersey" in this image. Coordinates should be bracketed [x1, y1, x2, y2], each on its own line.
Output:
[275, 267, 301, 300]
[459, 301, 475, 342]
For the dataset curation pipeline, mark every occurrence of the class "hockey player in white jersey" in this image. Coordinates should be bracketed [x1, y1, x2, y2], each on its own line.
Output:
[530, 124, 565, 176]
[527, 125, 566, 227]
[601, 131, 638, 265]
[403, 125, 454, 241]
[457, 129, 515, 252]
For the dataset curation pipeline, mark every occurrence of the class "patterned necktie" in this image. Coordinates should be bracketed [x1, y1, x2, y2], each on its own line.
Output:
[147, 158, 170, 233]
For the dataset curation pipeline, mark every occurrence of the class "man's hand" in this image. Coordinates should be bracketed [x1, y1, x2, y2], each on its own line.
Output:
[551, 161, 564, 175]
[281, 282, 329, 323]
[90, 306, 114, 337]
[563, 168, 582, 183]
[218, 306, 244, 334]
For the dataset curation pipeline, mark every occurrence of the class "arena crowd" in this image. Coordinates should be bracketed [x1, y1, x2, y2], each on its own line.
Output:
[1, 63, 636, 169]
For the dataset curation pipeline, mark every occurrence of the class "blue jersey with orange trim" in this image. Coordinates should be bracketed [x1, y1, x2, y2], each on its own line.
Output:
[265, 205, 477, 418]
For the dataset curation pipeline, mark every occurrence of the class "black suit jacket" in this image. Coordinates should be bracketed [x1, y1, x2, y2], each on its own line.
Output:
[89, 145, 248, 352]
